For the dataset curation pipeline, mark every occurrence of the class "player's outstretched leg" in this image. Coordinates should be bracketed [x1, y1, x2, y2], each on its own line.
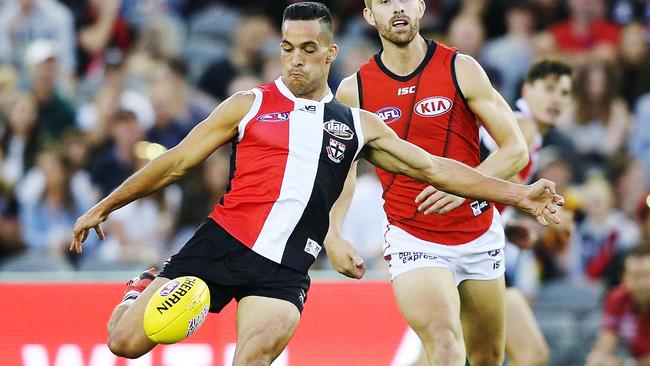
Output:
[505, 287, 549, 366]
[458, 276, 506, 366]
[233, 296, 300, 366]
[107, 268, 170, 358]
[393, 267, 466, 366]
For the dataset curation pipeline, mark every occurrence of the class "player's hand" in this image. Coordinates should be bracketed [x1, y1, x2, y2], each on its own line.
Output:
[70, 207, 107, 254]
[324, 235, 366, 279]
[518, 179, 564, 226]
[415, 186, 465, 215]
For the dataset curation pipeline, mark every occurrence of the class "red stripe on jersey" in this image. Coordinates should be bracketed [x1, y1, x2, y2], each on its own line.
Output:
[210, 82, 294, 247]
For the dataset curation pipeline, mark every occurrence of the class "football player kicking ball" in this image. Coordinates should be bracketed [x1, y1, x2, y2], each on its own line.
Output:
[71, 3, 562, 365]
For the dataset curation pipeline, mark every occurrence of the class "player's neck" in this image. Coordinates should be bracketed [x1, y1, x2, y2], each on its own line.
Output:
[282, 77, 330, 102]
[379, 35, 428, 76]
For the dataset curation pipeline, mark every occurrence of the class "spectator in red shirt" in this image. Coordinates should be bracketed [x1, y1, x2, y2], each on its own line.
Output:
[587, 245, 650, 366]
[549, 0, 620, 61]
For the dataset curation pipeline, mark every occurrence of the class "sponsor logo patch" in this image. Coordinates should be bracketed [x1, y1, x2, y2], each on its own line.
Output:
[304, 238, 322, 258]
[326, 138, 346, 163]
[397, 252, 440, 264]
[376, 107, 402, 124]
[323, 119, 354, 140]
[414, 96, 453, 117]
[300, 105, 317, 114]
[488, 249, 501, 257]
[186, 305, 209, 338]
[257, 112, 290, 122]
[470, 200, 490, 216]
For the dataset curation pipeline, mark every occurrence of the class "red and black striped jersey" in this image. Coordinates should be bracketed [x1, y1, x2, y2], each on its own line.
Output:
[210, 78, 364, 273]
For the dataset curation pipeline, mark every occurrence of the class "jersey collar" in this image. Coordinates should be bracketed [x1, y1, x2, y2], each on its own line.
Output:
[275, 77, 334, 104]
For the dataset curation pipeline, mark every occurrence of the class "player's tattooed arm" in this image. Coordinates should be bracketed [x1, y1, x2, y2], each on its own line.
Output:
[358, 110, 563, 226]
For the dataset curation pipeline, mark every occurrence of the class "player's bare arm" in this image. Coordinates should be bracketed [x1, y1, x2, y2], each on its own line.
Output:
[359, 109, 563, 225]
[70, 92, 255, 253]
[323, 75, 365, 279]
[416, 54, 529, 215]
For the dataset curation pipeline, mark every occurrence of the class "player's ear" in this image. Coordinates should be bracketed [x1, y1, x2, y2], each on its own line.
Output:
[363, 7, 376, 27]
[418, 0, 426, 19]
[327, 43, 339, 64]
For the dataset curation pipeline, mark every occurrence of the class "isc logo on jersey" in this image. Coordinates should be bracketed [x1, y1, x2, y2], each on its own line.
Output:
[376, 107, 402, 124]
[414, 97, 453, 117]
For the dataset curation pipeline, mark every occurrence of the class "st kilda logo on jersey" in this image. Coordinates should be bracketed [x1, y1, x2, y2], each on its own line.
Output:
[414, 96, 453, 117]
[323, 119, 354, 140]
[326, 138, 346, 163]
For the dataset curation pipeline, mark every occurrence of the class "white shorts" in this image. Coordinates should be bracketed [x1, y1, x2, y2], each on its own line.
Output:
[383, 210, 505, 285]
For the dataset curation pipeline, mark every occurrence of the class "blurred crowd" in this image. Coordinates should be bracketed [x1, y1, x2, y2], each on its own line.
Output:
[0, 0, 649, 363]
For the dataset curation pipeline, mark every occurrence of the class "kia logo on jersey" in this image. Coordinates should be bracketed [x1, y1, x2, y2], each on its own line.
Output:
[414, 97, 453, 117]
[257, 112, 290, 122]
[376, 107, 402, 124]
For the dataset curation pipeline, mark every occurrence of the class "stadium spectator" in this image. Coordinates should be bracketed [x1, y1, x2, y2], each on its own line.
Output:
[0, 0, 76, 85]
[19, 148, 95, 269]
[198, 14, 277, 101]
[482, 3, 536, 103]
[549, 0, 620, 62]
[563, 60, 631, 169]
[61, 0, 133, 77]
[618, 22, 650, 109]
[570, 175, 639, 281]
[76, 49, 155, 137]
[587, 245, 650, 366]
[89, 109, 142, 196]
[0, 92, 41, 188]
[24, 39, 76, 143]
[447, 15, 502, 91]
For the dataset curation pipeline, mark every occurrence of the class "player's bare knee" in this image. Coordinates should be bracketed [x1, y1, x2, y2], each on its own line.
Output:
[107, 333, 147, 359]
[108, 326, 149, 359]
[470, 347, 505, 366]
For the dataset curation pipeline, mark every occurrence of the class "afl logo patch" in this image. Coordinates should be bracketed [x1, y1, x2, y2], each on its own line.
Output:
[414, 97, 453, 117]
[323, 119, 354, 140]
[376, 107, 402, 124]
[159, 280, 180, 297]
[257, 112, 290, 122]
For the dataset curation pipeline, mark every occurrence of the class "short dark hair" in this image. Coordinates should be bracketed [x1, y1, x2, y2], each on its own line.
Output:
[283, 2, 333, 36]
[525, 58, 573, 84]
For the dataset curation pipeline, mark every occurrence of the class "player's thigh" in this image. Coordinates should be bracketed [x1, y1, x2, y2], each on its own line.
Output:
[392, 267, 461, 336]
[505, 287, 548, 366]
[110, 276, 171, 348]
[458, 275, 506, 352]
[234, 295, 300, 363]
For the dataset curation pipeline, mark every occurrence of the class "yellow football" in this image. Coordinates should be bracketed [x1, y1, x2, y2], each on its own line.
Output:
[143, 276, 210, 344]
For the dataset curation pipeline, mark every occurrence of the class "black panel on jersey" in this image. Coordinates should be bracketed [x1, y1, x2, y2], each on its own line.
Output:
[281, 99, 360, 271]
[356, 71, 364, 109]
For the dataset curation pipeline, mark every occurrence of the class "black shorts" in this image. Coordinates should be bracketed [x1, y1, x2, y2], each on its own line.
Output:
[159, 218, 310, 313]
